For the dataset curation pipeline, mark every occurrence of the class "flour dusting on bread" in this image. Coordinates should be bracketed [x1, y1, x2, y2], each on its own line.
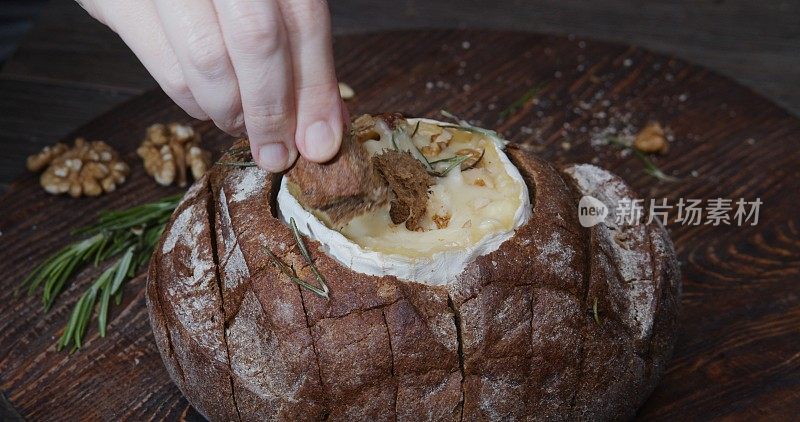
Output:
[232, 167, 267, 203]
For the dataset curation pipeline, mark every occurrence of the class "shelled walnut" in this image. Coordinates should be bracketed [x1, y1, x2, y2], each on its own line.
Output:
[137, 123, 211, 187]
[633, 121, 669, 154]
[28, 138, 130, 197]
[26, 143, 68, 172]
[421, 128, 452, 158]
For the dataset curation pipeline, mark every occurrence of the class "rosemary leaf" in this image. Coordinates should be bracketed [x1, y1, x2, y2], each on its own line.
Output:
[386, 123, 435, 173]
[430, 155, 471, 177]
[93, 235, 110, 266]
[63, 282, 97, 350]
[58, 293, 83, 350]
[19, 233, 104, 309]
[429, 148, 484, 176]
[266, 248, 329, 299]
[75, 194, 182, 235]
[218, 161, 257, 167]
[74, 288, 96, 348]
[498, 83, 546, 120]
[633, 150, 679, 182]
[227, 146, 251, 155]
[219, 145, 257, 167]
[109, 247, 134, 296]
[97, 273, 113, 338]
[606, 136, 679, 182]
[410, 121, 421, 138]
[410, 140, 434, 171]
[605, 136, 631, 149]
[439, 110, 500, 138]
[440, 110, 464, 124]
[289, 218, 330, 298]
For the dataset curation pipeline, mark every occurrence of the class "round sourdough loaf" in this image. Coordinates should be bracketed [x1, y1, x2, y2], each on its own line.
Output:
[147, 127, 681, 421]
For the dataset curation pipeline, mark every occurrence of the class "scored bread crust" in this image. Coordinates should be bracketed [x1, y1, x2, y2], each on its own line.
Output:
[146, 141, 681, 421]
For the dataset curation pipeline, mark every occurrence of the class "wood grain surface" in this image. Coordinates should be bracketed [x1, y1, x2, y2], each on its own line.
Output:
[3, 0, 799, 193]
[1, 29, 799, 421]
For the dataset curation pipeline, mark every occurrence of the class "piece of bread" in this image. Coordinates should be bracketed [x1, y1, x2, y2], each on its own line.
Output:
[285, 126, 388, 226]
[147, 123, 681, 421]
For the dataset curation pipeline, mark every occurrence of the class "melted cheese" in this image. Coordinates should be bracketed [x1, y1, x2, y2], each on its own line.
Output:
[341, 120, 523, 256]
[277, 117, 531, 285]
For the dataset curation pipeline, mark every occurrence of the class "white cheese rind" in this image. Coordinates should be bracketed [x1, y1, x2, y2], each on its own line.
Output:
[277, 118, 531, 286]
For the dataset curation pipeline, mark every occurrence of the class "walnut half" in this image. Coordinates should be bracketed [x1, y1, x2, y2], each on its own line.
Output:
[137, 123, 211, 187]
[633, 121, 669, 154]
[29, 138, 130, 197]
[26, 142, 68, 172]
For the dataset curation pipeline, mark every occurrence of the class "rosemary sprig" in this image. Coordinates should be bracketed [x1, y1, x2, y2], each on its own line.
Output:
[266, 249, 329, 299]
[20, 194, 182, 351]
[632, 150, 679, 182]
[439, 110, 500, 139]
[265, 218, 330, 299]
[410, 121, 421, 138]
[592, 297, 601, 325]
[432, 155, 471, 176]
[219, 161, 257, 167]
[412, 144, 434, 172]
[606, 136, 678, 182]
[498, 83, 546, 121]
[59, 245, 135, 350]
[430, 153, 471, 167]
[290, 217, 330, 298]
[21, 233, 106, 310]
[74, 194, 182, 236]
[391, 124, 436, 173]
[218, 146, 258, 167]
[428, 148, 485, 177]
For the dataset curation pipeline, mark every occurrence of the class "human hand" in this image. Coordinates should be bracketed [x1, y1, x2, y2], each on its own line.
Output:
[79, 0, 345, 172]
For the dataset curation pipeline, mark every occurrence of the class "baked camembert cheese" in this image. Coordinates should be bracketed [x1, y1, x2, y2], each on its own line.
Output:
[278, 115, 531, 285]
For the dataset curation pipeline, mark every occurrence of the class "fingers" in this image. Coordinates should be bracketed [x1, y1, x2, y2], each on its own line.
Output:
[89, 0, 207, 119]
[212, 0, 298, 172]
[153, 0, 245, 135]
[86, 0, 341, 171]
[278, 0, 344, 163]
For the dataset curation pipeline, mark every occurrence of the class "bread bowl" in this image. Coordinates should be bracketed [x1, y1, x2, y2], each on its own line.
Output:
[146, 113, 681, 421]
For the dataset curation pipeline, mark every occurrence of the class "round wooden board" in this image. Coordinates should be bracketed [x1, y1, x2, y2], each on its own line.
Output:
[1, 29, 799, 421]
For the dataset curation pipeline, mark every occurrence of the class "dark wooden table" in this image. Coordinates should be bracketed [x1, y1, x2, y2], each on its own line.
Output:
[1, 1, 799, 420]
[1, 27, 799, 421]
[1, 0, 799, 193]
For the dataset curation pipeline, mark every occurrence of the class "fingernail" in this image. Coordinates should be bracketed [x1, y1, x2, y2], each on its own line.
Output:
[304, 120, 339, 162]
[258, 143, 289, 172]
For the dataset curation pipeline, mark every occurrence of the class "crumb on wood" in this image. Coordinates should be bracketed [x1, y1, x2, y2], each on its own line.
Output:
[338, 82, 355, 100]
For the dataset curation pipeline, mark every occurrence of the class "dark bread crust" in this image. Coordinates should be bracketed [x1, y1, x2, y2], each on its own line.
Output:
[146, 143, 680, 421]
